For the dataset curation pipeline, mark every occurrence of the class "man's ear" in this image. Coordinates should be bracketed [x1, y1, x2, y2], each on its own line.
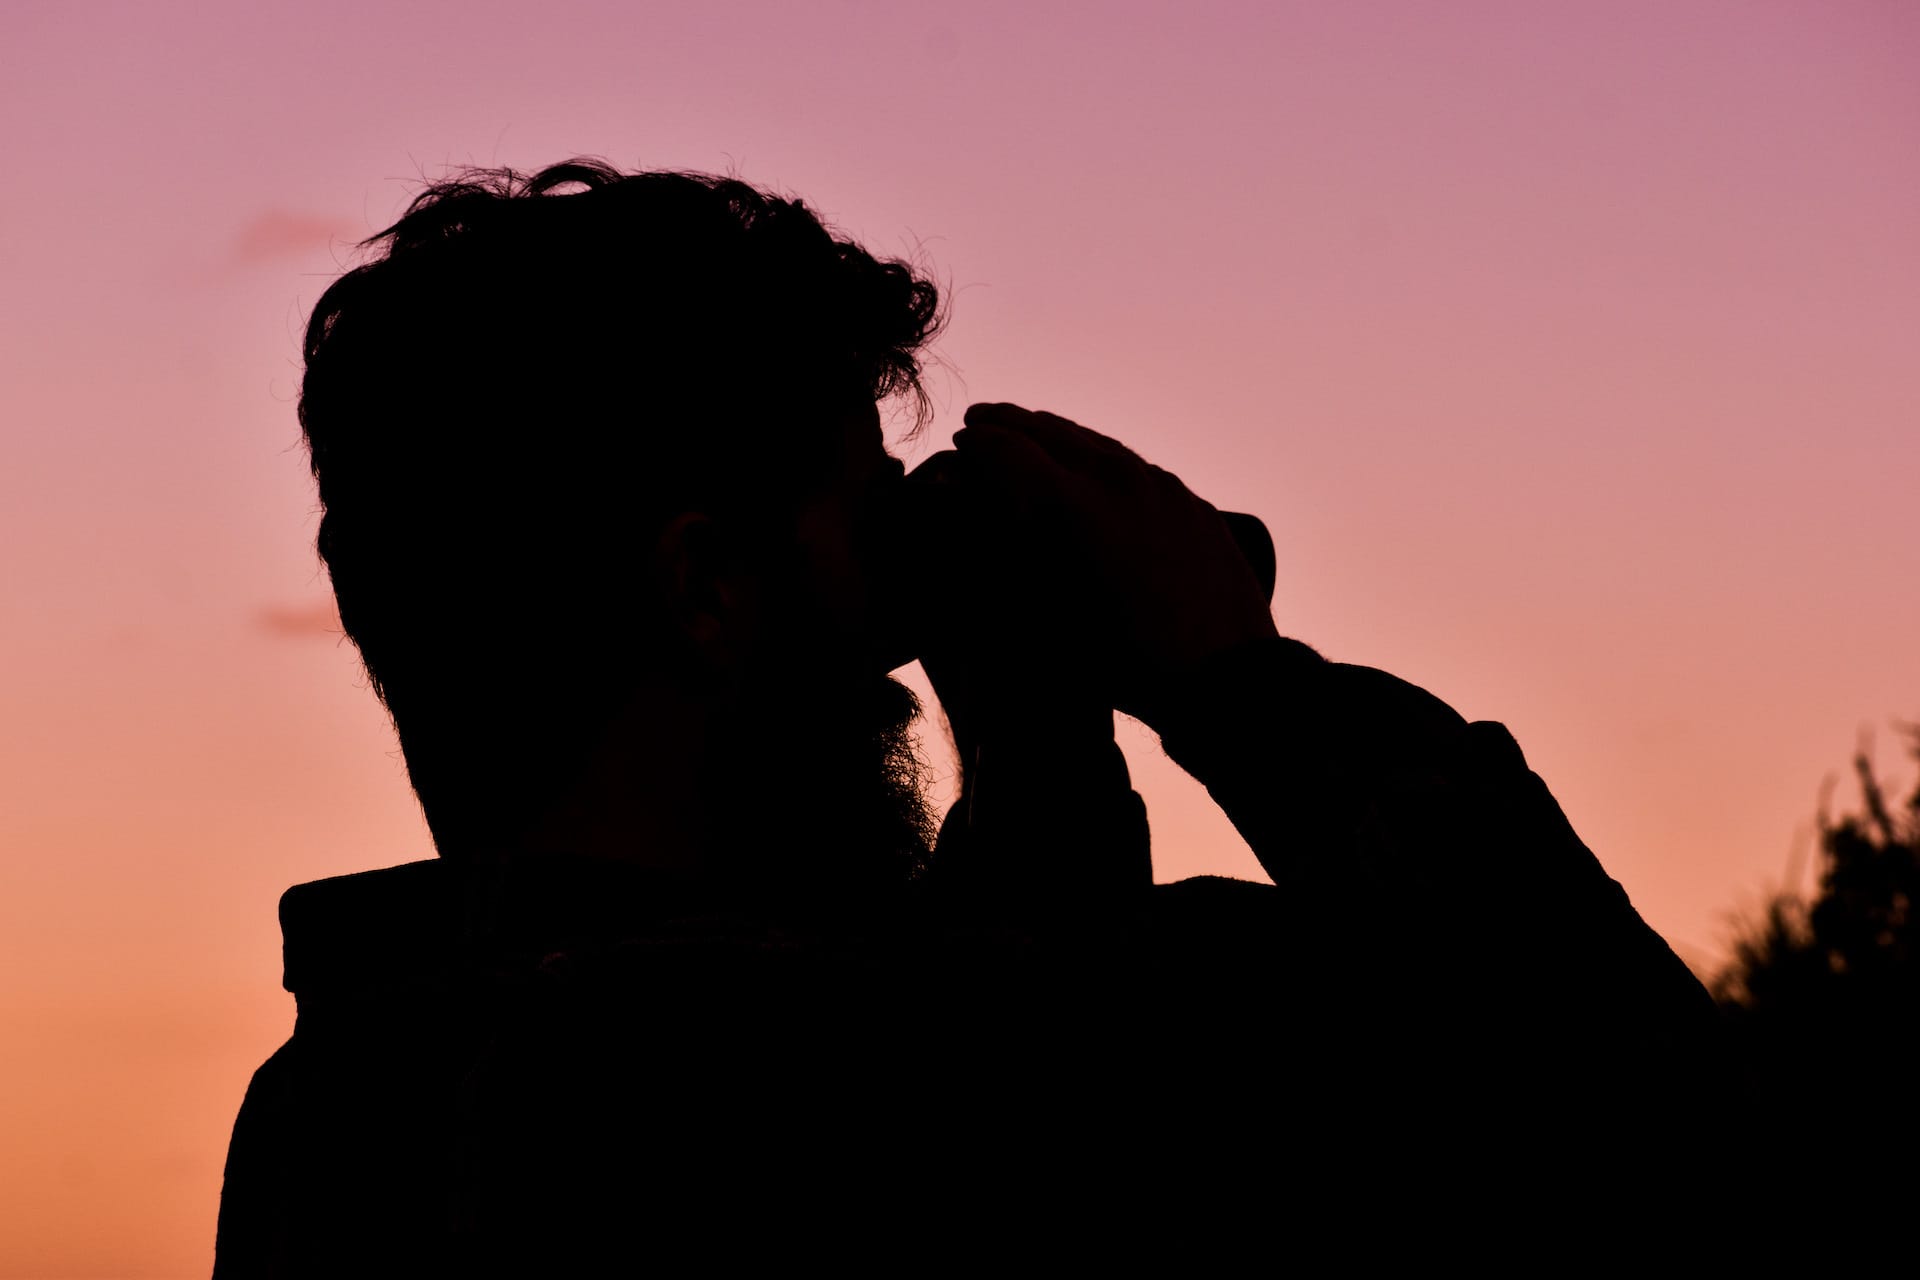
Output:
[652, 512, 758, 670]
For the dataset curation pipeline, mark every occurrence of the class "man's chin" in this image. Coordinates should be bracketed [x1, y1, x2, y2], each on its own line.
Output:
[705, 669, 935, 893]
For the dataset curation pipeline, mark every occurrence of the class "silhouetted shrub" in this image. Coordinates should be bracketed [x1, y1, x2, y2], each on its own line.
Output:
[1715, 724, 1919, 1131]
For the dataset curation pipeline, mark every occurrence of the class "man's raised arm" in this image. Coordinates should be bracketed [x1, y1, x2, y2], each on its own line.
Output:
[919, 402, 1725, 1115]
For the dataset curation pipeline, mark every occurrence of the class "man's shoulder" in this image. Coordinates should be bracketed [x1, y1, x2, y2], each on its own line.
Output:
[1151, 872, 1279, 903]
[279, 857, 447, 906]
[268, 858, 1301, 1007]
[1148, 873, 1293, 934]
[277, 858, 460, 994]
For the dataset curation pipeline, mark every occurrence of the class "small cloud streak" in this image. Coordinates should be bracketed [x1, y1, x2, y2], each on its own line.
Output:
[257, 601, 342, 639]
[234, 210, 360, 264]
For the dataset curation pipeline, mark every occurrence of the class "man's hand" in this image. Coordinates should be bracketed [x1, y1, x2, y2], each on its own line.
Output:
[914, 402, 1278, 730]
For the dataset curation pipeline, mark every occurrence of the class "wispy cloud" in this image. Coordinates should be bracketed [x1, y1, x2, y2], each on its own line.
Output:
[234, 210, 361, 264]
[257, 601, 342, 638]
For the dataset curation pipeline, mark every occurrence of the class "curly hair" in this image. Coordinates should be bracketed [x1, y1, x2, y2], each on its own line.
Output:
[298, 160, 944, 851]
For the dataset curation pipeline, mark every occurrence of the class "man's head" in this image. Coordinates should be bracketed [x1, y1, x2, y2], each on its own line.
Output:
[299, 160, 944, 870]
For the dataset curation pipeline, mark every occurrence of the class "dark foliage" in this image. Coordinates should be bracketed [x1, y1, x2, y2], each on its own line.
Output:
[1714, 724, 1920, 1131]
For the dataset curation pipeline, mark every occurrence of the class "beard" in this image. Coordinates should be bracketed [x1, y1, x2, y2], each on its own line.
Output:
[701, 663, 936, 899]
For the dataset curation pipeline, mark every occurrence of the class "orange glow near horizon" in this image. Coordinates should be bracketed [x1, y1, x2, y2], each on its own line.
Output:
[3, 2, 1918, 1273]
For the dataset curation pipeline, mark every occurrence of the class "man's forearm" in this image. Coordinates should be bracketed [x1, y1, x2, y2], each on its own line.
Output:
[930, 701, 1150, 901]
[1149, 636, 1719, 1044]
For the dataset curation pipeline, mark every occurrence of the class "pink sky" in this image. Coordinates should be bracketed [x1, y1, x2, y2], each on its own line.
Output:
[2, 2, 1917, 1273]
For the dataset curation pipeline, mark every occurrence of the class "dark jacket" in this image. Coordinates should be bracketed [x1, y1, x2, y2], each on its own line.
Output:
[214, 640, 1723, 1275]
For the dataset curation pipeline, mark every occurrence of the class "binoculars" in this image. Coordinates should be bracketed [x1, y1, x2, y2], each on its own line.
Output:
[873, 454, 1276, 672]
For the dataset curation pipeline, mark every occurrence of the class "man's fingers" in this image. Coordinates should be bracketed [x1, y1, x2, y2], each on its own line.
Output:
[950, 420, 1066, 516]
[963, 402, 1141, 471]
[960, 402, 1032, 430]
[1024, 410, 1142, 467]
[948, 400, 1283, 721]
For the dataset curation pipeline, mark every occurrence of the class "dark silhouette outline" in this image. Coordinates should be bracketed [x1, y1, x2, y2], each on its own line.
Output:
[1716, 726, 1919, 1154]
[216, 160, 1728, 1273]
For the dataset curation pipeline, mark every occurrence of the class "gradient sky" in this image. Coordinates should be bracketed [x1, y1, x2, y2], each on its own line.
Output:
[3, 1, 1916, 1273]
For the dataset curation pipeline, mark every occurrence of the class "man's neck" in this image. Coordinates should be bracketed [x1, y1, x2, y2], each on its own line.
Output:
[503, 688, 715, 874]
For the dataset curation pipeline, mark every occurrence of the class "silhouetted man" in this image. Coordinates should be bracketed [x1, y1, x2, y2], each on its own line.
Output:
[216, 161, 1723, 1275]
